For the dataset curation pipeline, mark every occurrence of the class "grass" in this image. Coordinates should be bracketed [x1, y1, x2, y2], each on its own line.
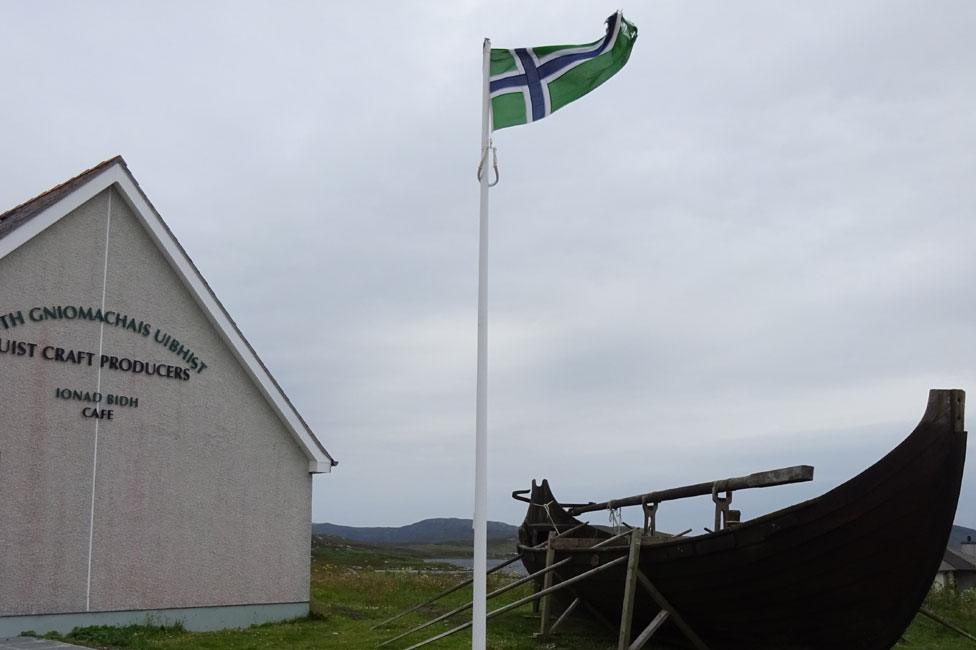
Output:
[313, 534, 519, 560]
[898, 587, 976, 649]
[28, 541, 976, 650]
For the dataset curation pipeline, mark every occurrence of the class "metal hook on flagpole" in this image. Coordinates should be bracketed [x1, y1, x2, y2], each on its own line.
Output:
[477, 141, 499, 187]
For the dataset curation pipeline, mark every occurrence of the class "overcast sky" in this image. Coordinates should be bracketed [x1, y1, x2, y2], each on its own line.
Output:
[1, 1, 974, 533]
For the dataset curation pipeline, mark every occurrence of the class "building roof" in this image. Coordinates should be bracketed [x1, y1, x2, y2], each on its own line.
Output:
[0, 157, 336, 473]
[940, 547, 976, 573]
[0, 157, 122, 238]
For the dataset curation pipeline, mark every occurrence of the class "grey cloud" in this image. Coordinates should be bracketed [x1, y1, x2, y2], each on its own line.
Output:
[1, 1, 973, 529]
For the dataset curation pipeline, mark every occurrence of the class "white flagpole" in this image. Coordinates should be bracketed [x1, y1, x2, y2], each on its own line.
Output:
[472, 36, 491, 650]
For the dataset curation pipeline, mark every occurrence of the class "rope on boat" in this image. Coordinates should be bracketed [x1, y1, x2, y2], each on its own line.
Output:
[530, 499, 562, 533]
[609, 505, 623, 534]
[541, 500, 559, 531]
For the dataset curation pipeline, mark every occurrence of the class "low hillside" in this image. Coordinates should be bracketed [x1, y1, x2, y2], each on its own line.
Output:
[312, 517, 518, 545]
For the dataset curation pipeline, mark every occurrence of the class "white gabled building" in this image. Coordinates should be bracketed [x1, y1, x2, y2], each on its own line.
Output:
[0, 158, 335, 637]
[935, 539, 976, 593]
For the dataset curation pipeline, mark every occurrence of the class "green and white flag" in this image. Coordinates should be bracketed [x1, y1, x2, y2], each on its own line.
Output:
[489, 11, 637, 131]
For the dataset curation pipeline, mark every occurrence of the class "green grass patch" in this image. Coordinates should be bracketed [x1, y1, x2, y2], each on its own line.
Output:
[37, 623, 187, 647]
[898, 588, 976, 649]
[313, 534, 517, 561]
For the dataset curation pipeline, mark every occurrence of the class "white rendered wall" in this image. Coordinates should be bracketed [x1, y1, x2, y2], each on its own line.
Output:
[0, 188, 312, 616]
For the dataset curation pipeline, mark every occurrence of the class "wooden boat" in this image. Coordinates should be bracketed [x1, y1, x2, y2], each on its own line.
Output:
[516, 389, 967, 649]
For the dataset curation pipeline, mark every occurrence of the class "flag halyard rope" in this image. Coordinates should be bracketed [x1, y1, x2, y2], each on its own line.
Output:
[476, 141, 499, 186]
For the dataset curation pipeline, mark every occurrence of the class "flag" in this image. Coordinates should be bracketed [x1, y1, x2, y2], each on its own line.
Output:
[489, 11, 637, 131]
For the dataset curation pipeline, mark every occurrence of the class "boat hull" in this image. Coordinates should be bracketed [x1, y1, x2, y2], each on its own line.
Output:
[518, 390, 967, 650]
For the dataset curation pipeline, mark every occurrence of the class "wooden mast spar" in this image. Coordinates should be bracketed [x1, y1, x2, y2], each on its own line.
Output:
[566, 465, 814, 516]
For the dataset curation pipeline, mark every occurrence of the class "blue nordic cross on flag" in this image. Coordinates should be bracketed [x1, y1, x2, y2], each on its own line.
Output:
[488, 11, 636, 129]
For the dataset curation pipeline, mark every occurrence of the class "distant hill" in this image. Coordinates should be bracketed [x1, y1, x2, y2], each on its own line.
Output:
[314, 519, 975, 550]
[950, 524, 976, 548]
[312, 518, 518, 546]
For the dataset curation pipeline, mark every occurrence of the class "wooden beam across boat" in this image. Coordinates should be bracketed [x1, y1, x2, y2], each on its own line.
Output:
[567, 465, 814, 515]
